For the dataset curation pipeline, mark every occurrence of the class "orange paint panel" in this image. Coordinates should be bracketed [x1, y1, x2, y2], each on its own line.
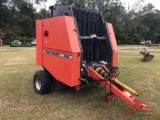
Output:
[41, 16, 81, 87]
[106, 23, 118, 67]
[65, 17, 81, 52]
[112, 51, 118, 67]
[36, 20, 43, 65]
[43, 49, 80, 86]
[42, 16, 80, 53]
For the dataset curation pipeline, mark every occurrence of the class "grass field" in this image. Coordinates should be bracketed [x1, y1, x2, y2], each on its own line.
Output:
[0, 46, 160, 120]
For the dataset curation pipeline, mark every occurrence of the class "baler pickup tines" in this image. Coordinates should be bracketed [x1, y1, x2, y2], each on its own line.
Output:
[88, 66, 151, 112]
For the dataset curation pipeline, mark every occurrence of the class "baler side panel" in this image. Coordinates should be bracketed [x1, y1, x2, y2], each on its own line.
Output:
[106, 23, 118, 67]
[65, 17, 81, 52]
[42, 16, 80, 52]
[42, 16, 81, 87]
[36, 20, 43, 65]
[42, 17, 71, 51]
[43, 50, 80, 87]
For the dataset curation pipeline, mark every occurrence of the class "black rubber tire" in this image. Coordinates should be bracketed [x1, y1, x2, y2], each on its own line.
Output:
[52, 78, 65, 90]
[33, 70, 51, 95]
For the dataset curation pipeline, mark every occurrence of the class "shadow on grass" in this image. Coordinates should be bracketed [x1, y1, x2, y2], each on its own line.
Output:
[50, 84, 107, 98]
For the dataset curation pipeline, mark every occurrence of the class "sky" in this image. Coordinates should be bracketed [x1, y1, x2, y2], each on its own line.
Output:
[144, 0, 160, 10]
[121, 0, 160, 10]
[45, 0, 56, 8]
[45, 0, 160, 10]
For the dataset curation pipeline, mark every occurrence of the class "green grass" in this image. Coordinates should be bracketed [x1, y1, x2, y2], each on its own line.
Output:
[0, 46, 160, 120]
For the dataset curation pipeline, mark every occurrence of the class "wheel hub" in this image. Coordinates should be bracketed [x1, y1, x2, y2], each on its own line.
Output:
[35, 77, 41, 90]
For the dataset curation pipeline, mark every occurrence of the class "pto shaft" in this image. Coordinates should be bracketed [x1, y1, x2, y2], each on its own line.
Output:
[110, 78, 138, 96]
[94, 67, 138, 96]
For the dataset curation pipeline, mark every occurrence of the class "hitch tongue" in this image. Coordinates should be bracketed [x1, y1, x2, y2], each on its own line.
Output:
[133, 99, 151, 112]
[88, 66, 151, 112]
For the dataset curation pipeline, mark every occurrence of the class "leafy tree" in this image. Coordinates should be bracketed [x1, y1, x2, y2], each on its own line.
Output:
[18, 1, 36, 37]
[0, 0, 160, 44]
[36, 8, 48, 19]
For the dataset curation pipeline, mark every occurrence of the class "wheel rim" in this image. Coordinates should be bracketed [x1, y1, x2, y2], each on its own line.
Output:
[35, 77, 41, 90]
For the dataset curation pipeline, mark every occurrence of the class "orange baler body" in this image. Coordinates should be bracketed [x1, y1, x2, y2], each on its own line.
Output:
[34, 4, 151, 113]
[36, 16, 81, 87]
[106, 23, 118, 67]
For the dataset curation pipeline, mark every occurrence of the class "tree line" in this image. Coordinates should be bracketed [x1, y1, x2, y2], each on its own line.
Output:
[0, 0, 160, 44]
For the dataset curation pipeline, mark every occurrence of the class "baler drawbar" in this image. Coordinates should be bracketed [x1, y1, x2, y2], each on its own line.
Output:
[88, 65, 150, 112]
[34, 4, 151, 112]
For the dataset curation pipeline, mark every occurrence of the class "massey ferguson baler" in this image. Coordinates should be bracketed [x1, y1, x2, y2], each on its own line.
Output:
[34, 4, 151, 112]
